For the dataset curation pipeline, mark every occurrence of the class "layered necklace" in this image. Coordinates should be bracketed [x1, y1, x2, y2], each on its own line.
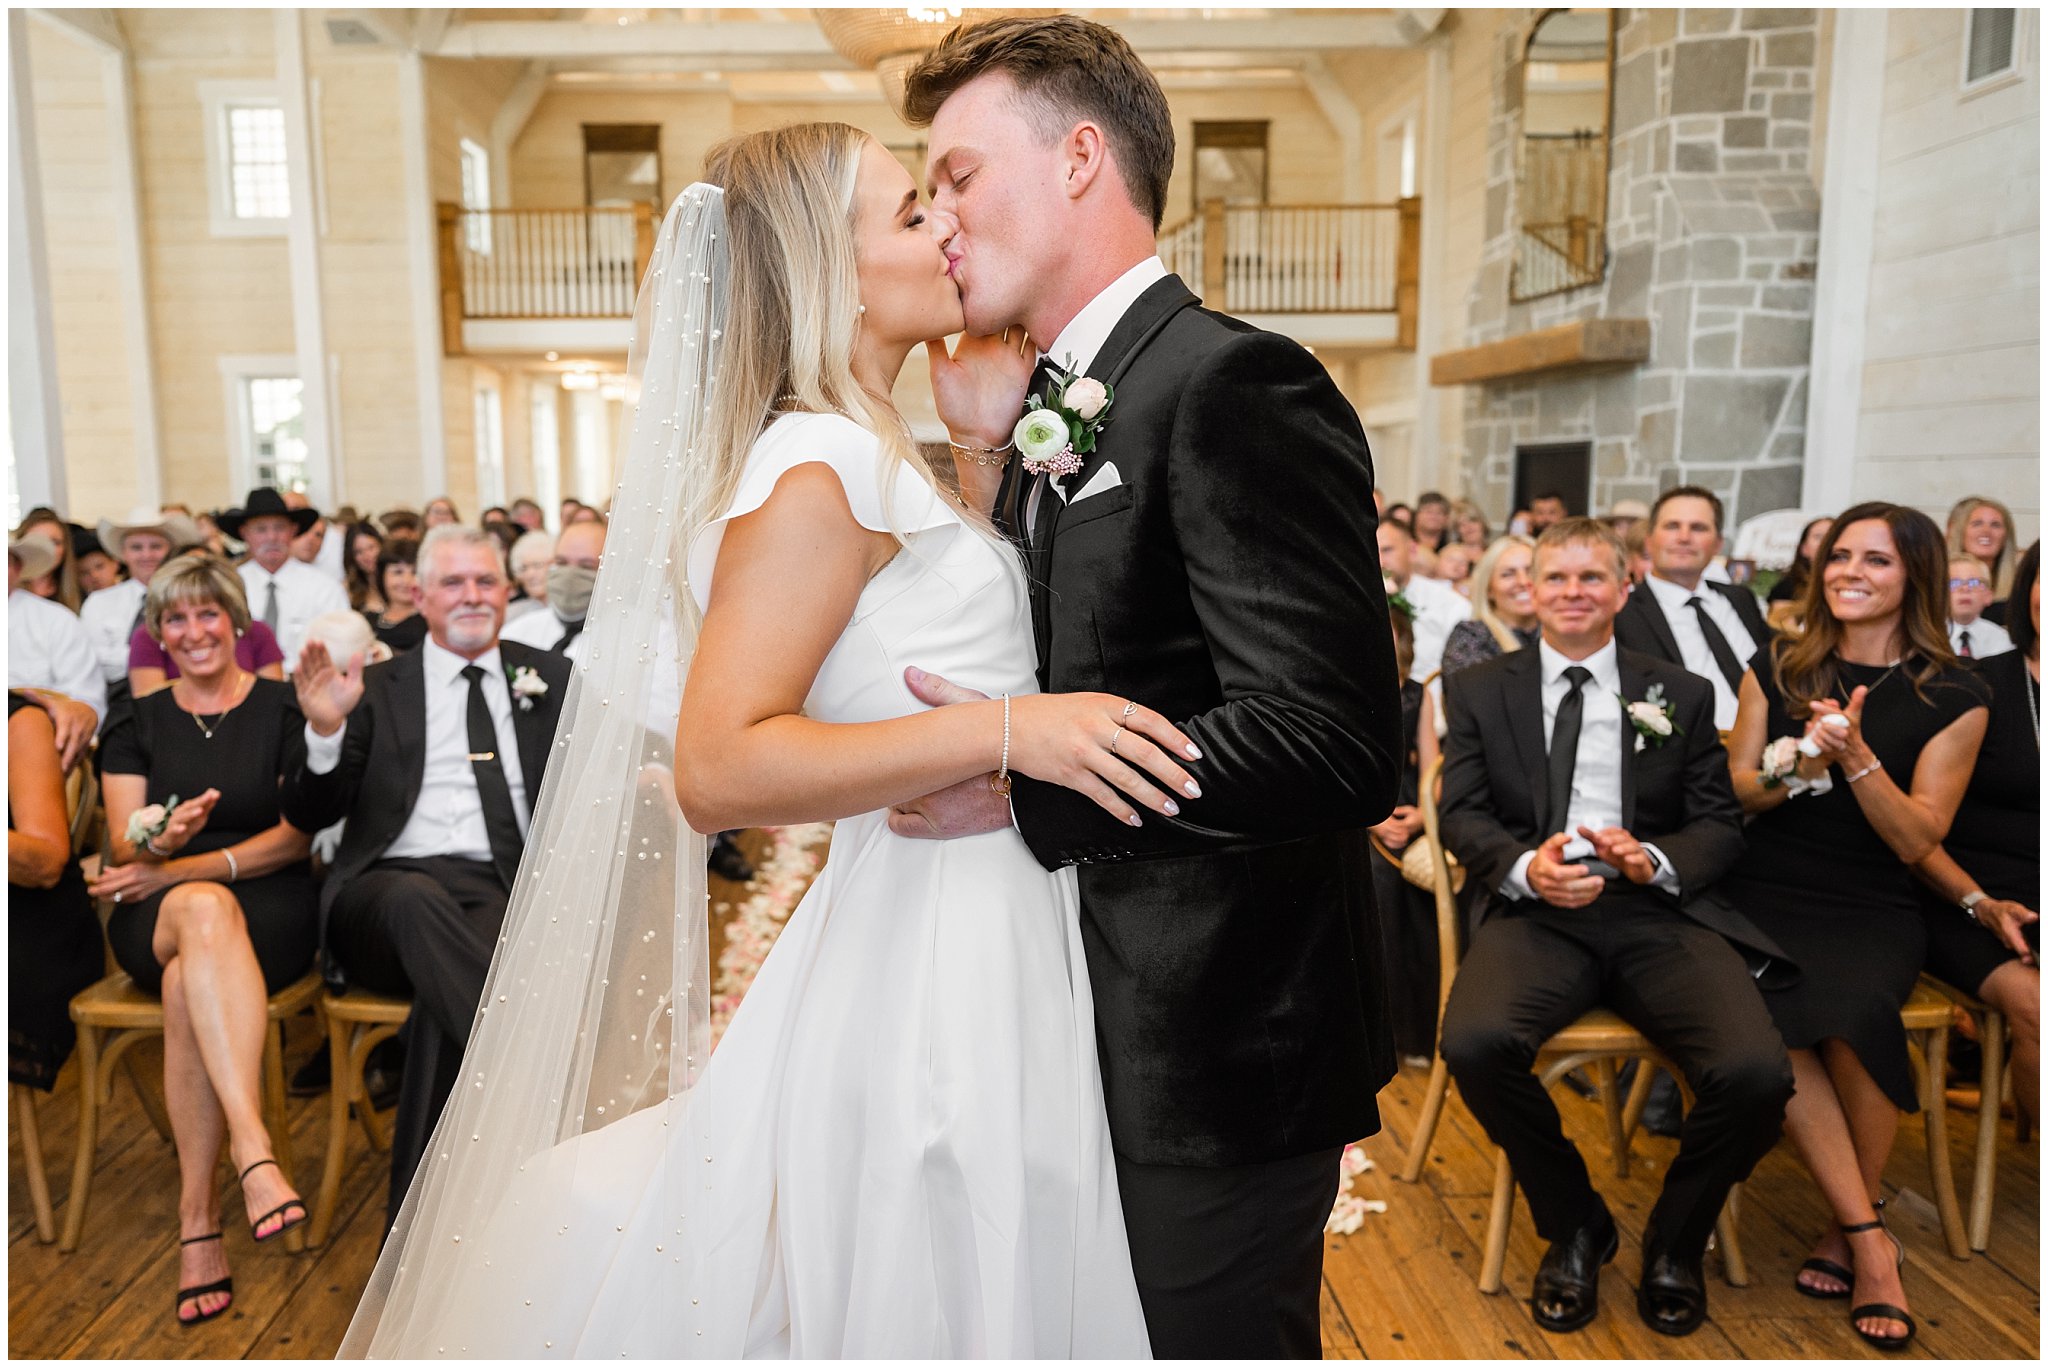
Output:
[182, 667, 253, 741]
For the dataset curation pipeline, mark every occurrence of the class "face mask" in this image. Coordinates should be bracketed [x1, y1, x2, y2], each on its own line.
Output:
[547, 563, 598, 620]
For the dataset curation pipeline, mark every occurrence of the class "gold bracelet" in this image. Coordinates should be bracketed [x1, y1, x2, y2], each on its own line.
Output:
[948, 438, 1014, 468]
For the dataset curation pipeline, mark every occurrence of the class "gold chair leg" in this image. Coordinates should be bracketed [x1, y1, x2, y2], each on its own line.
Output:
[311, 1011, 356, 1249]
[1715, 1183, 1748, 1286]
[1968, 1010, 2005, 1253]
[1594, 1058, 1630, 1179]
[1479, 1147, 1514, 1294]
[13, 1083, 56, 1244]
[260, 1017, 306, 1254]
[1400, 1056, 1452, 1183]
[1916, 1027, 1970, 1259]
[59, 1022, 103, 1252]
[353, 1025, 399, 1154]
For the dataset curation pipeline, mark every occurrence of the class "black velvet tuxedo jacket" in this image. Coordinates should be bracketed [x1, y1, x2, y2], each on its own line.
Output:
[288, 640, 573, 980]
[1438, 645, 1795, 986]
[991, 273, 1403, 1167]
[1615, 578, 1772, 674]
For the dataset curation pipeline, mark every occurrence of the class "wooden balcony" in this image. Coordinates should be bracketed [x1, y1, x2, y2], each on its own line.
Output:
[1158, 198, 1421, 348]
[438, 203, 655, 355]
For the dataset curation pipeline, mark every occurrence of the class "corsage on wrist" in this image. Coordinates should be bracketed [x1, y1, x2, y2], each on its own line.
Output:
[126, 796, 178, 856]
[1758, 736, 1800, 790]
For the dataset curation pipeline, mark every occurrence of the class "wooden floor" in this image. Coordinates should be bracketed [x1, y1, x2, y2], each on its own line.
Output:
[9, 829, 2039, 1358]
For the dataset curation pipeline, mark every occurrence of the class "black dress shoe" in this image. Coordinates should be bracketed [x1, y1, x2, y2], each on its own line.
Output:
[709, 831, 755, 884]
[1640, 1071, 1685, 1139]
[1531, 1213, 1618, 1333]
[1636, 1247, 1708, 1336]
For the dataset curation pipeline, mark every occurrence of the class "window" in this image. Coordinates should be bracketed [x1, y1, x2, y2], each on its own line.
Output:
[200, 82, 297, 237]
[1192, 121, 1269, 210]
[1964, 9, 2020, 88]
[474, 386, 506, 508]
[583, 124, 662, 212]
[460, 138, 493, 254]
[220, 357, 308, 493]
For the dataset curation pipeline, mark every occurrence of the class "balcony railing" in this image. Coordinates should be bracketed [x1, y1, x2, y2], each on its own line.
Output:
[438, 203, 656, 352]
[1159, 198, 1420, 344]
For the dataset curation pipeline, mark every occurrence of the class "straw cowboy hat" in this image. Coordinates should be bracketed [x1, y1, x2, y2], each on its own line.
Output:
[218, 487, 319, 540]
[8, 534, 59, 583]
[97, 504, 205, 559]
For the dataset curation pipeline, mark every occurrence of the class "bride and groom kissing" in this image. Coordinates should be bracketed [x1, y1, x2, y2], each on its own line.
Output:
[344, 15, 1402, 1359]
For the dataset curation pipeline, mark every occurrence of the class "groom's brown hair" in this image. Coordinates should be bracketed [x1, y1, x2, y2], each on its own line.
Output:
[901, 16, 1175, 230]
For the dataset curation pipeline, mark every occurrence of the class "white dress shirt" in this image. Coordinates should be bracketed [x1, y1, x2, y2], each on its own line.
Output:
[303, 639, 531, 863]
[313, 522, 346, 582]
[498, 606, 587, 663]
[8, 587, 109, 726]
[1641, 573, 1760, 731]
[1024, 255, 1169, 528]
[1402, 572, 1472, 684]
[1502, 637, 1681, 901]
[1949, 616, 2014, 659]
[239, 557, 349, 672]
[79, 577, 149, 683]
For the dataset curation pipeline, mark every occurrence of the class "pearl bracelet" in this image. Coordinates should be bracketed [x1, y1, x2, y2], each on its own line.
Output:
[1844, 758, 1884, 784]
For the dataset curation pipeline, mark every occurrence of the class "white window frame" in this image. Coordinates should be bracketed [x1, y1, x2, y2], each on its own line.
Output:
[218, 354, 307, 495]
[474, 383, 507, 508]
[1376, 105, 1420, 202]
[1961, 8, 2030, 97]
[199, 79, 326, 238]
[529, 383, 561, 531]
[460, 138, 493, 254]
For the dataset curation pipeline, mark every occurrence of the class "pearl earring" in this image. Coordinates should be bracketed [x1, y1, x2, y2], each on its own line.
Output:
[857, 304, 867, 315]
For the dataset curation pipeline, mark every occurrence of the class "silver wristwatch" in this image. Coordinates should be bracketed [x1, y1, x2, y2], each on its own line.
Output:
[1960, 890, 1988, 921]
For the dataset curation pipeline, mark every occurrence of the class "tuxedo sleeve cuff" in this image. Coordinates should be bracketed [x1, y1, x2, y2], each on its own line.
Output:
[1501, 849, 1537, 901]
[1642, 842, 1682, 896]
[304, 721, 344, 775]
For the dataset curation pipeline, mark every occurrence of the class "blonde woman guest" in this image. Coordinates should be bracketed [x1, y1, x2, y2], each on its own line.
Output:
[1453, 500, 1491, 553]
[1947, 496, 2016, 603]
[90, 553, 322, 1325]
[1723, 504, 1989, 1349]
[1440, 535, 1539, 679]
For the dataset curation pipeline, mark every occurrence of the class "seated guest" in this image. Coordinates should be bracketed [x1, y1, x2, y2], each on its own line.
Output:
[1438, 518, 1793, 1339]
[366, 547, 427, 654]
[567, 502, 606, 527]
[8, 691, 105, 1098]
[1623, 520, 1651, 587]
[1948, 496, 2015, 613]
[289, 525, 572, 1226]
[1441, 534, 1538, 680]
[192, 511, 230, 557]
[558, 496, 586, 527]
[480, 505, 512, 530]
[500, 518, 604, 659]
[13, 509, 81, 609]
[344, 521, 386, 614]
[378, 508, 423, 544]
[130, 609, 285, 697]
[83, 507, 203, 702]
[1722, 503, 1989, 1349]
[1434, 542, 1475, 600]
[1453, 500, 1491, 553]
[1915, 540, 2039, 1122]
[423, 496, 461, 529]
[1378, 518, 1469, 684]
[1526, 492, 1568, 536]
[1412, 490, 1451, 552]
[283, 491, 345, 582]
[509, 497, 545, 533]
[1769, 516, 1832, 607]
[1370, 604, 1444, 1063]
[1605, 497, 1650, 541]
[8, 534, 106, 768]
[220, 488, 350, 670]
[1947, 552, 2013, 659]
[1386, 501, 1413, 532]
[1616, 486, 1771, 733]
[89, 553, 322, 1325]
[504, 529, 554, 624]
[70, 525, 123, 595]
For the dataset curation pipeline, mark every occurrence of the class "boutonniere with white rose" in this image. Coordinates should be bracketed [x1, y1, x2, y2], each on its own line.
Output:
[125, 795, 178, 849]
[1013, 355, 1113, 483]
[508, 665, 548, 712]
[1619, 683, 1682, 753]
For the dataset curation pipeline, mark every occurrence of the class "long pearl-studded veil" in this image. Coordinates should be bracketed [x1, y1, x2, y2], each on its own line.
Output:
[340, 185, 729, 1355]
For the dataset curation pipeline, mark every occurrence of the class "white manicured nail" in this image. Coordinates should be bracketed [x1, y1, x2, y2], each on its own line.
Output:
[1184, 781, 1202, 798]
[1164, 799, 1181, 816]
[1185, 743, 1204, 760]
[1126, 813, 1143, 827]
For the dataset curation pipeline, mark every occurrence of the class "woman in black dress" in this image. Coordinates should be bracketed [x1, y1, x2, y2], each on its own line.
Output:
[88, 553, 321, 1326]
[8, 694, 105, 1093]
[1369, 603, 1443, 1061]
[366, 546, 428, 654]
[1724, 504, 1990, 1349]
[1913, 540, 2039, 1122]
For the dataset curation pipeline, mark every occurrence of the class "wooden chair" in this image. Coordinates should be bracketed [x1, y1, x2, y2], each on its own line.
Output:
[309, 988, 410, 1248]
[1922, 980, 2014, 1252]
[1392, 757, 1748, 1293]
[60, 969, 321, 1253]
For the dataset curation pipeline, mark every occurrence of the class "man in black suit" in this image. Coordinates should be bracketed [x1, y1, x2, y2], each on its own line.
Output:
[291, 525, 572, 1226]
[1438, 518, 1793, 1338]
[890, 18, 1402, 1358]
[1615, 485, 1772, 734]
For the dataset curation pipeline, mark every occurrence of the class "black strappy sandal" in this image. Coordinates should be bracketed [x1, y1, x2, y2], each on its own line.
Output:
[1843, 1200, 1915, 1351]
[175, 1232, 233, 1327]
[239, 1158, 308, 1243]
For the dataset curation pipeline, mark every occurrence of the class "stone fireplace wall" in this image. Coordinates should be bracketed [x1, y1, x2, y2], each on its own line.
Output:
[1458, 8, 1821, 526]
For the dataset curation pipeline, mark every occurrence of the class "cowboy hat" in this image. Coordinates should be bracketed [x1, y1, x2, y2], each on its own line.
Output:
[8, 535, 59, 583]
[98, 504, 205, 558]
[218, 488, 318, 540]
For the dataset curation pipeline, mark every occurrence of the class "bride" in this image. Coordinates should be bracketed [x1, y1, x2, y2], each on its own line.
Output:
[340, 123, 1203, 1357]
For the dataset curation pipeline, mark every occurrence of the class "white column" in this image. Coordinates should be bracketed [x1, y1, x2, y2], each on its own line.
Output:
[8, 10, 68, 513]
[104, 48, 162, 509]
[398, 50, 447, 502]
[1803, 9, 1888, 513]
[1412, 33, 1453, 494]
[274, 10, 335, 506]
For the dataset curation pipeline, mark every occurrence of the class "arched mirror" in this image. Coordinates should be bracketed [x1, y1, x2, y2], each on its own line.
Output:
[1510, 8, 1615, 302]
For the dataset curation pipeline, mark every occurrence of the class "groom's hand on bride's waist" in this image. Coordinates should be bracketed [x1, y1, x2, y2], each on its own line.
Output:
[891, 666, 1012, 840]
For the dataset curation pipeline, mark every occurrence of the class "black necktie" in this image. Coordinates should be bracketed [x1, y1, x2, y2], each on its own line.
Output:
[1547, 665, 1593, 833]
[460, 664, 525, 890]
[1957, 628, 1974, 659]
[1687, 594, 1746, 691]
[553, 616, 585, 654]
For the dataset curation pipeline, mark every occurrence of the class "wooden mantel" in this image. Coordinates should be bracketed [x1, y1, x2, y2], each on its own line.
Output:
[1429, 318, 1651, 386]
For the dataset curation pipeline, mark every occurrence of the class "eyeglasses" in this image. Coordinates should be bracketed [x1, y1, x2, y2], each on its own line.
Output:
[1949, 577, 1989, 591]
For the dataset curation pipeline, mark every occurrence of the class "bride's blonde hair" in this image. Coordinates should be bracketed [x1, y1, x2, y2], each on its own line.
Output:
[692, 122, 946, 567]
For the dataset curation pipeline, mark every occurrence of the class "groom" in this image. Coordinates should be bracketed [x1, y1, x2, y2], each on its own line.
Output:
[896, 18, 1402, 1357]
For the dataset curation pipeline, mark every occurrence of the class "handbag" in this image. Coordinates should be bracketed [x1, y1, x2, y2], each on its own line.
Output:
[1371, 830, 1467, 895]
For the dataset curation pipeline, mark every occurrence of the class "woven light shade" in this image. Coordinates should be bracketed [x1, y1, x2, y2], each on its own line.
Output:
[815, 8, 1061, 112]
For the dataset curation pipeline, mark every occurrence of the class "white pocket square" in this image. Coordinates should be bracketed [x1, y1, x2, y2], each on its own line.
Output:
[1071, 462, 1123, 503]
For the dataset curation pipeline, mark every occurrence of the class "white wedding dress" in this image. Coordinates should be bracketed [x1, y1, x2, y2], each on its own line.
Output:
[361, 413, 1151, 1359]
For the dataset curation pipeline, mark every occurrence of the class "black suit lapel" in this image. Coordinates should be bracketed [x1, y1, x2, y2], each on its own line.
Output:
[1633, 587, 1686, 664]
[1504, 651, 1551, 828]
[502, 647, 551, 809]
[391, 647, 428, 818]
[1618, 652, 1650, 829]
